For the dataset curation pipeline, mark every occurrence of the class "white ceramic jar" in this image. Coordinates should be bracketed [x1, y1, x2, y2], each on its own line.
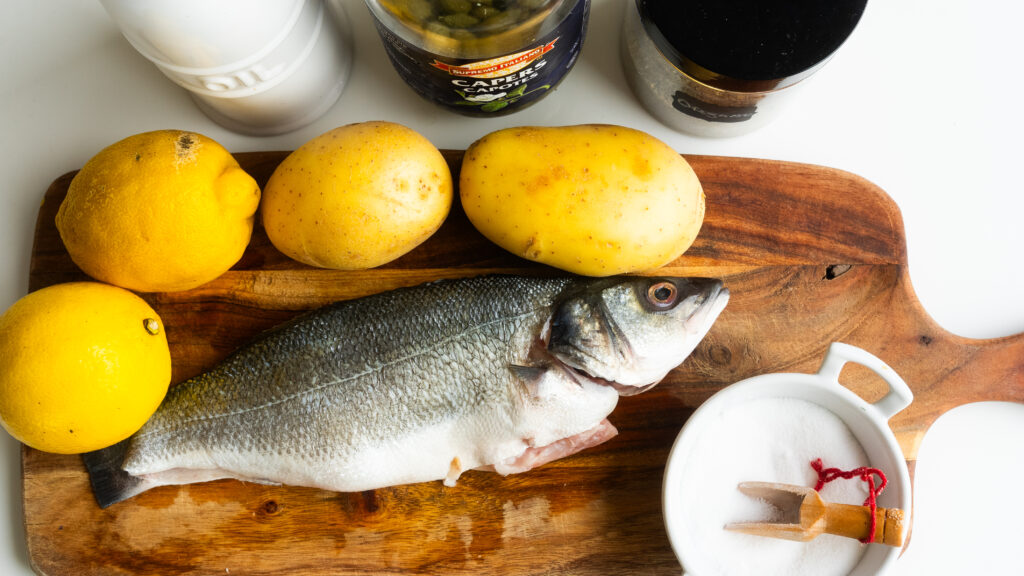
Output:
[99, 0, 353, 135]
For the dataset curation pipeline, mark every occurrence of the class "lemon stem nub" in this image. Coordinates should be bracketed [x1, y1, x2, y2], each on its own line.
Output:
[143, 318, 160, 335]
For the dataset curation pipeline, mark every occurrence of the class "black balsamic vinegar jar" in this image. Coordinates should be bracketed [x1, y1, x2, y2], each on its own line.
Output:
[622, 0, 868, 137]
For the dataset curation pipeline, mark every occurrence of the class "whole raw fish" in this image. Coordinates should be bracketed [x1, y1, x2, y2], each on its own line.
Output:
[84, 275, 728, 508]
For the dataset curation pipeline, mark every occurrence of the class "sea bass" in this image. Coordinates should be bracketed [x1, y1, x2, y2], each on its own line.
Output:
[84, 275, 728, 508]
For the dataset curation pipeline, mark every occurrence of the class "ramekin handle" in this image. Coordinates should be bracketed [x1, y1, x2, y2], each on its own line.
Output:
[817, 342, 914, 420]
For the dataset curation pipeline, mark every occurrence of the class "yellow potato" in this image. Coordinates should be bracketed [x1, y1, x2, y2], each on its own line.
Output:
[460, 125, 705, 276]
[262, 121, 453, 269]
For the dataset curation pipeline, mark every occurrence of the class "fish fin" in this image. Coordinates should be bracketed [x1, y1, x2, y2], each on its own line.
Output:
[511, 363, 572, 400]
[444, 457, 463, 487]
[509, 363, 552, 399]
[81, 439, 153, 509]
[509, 363, 547, 383]
[248, 478, 283, 487]
[493, 419, 619, 475]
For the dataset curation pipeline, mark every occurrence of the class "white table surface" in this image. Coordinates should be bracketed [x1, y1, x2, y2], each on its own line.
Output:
[2, 0, 1022, 574]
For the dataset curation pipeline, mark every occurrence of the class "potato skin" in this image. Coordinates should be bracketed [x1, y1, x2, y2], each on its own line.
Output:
[262, 122, 453, 269]
[459, 125, 704, 276]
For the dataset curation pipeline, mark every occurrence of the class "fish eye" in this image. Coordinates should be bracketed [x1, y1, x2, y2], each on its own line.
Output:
[646, 281, 677, 309]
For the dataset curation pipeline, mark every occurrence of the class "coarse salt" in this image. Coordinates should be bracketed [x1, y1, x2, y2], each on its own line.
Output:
[678, 397, 870, 576]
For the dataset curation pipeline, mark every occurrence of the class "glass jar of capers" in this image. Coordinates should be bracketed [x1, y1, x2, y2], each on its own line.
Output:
[365, 0, 589, 115]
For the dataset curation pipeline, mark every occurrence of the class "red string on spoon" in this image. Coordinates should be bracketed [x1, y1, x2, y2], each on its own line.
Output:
[810, 458, 888, 544]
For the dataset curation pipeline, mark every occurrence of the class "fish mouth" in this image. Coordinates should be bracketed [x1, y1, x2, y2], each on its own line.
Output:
[693, 286, 730, 334]
[553, 357, 659, 396]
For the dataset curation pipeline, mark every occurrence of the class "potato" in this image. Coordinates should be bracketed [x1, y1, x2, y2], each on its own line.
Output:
[262, 121, 453, 269]
[459, 125, 704, 276]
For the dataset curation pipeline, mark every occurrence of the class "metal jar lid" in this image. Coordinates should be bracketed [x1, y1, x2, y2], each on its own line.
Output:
[636, 0, 868, 93]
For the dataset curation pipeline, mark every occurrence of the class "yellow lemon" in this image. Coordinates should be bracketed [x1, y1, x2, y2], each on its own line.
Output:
[56, 130, 260, 292]
[0, 282, 171, 454]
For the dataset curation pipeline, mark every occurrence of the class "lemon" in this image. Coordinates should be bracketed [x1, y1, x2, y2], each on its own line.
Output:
[56, 130, 260, 292]
[0, 282, 171, 454]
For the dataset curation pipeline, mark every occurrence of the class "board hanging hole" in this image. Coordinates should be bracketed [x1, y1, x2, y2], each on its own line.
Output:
[824, 264, 852, 280]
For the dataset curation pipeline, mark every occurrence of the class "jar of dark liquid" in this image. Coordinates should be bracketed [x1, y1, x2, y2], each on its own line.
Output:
[366, 0, 589, 116]
[622, 0, 868, 137]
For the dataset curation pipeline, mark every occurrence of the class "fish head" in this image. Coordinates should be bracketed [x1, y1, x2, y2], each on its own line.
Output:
[547, 277, 729, 394]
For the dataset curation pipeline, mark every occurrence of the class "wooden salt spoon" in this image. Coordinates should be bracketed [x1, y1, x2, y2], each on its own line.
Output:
[724, 481, 906, 547]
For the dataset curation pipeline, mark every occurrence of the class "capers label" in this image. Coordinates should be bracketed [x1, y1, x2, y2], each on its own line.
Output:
[369, 0, 590, 116]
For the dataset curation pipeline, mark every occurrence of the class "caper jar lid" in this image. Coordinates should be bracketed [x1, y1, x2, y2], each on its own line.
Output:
[637, 0, 868, 92]
[368, 0, 567, 60]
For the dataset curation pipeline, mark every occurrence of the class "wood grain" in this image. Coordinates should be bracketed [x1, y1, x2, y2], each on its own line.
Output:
[23, 151, 1024, 575]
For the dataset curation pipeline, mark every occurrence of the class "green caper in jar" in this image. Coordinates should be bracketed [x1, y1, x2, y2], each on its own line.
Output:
[386, 0, 555, 39]
[438, 12, 479, 28]
[482, 7, 522, 29]
[396, 0, 435, 22]
[439, 0, 472, 14]
[469, 5, 497, 19]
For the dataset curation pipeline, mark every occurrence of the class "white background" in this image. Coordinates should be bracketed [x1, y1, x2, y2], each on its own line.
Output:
[1, 0, 1022, 574]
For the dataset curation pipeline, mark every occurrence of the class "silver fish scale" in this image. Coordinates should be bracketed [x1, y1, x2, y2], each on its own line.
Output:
[124, 276, 575, 475]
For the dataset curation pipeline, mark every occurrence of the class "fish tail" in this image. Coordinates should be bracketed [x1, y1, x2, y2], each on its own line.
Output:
[81, 439, 153, 508]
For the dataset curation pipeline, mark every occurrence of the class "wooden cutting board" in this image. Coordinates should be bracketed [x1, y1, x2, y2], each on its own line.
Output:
[23, 152, 1024, 575]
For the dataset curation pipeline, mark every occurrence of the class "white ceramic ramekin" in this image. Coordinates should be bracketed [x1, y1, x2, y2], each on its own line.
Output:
[663, 342, 914, 575]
